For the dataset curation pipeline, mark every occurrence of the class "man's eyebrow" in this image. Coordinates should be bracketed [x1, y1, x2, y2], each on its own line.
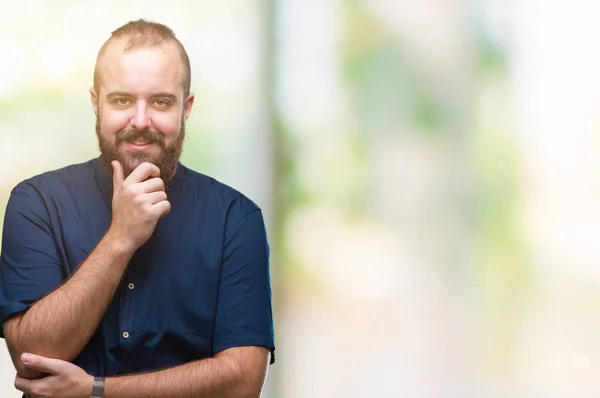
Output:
[105, 92, 178, 101]
[152, 93, 178, 102]
[106, 92, 132, 100]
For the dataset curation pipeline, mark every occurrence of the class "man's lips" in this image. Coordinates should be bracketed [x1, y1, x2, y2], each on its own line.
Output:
[125, 141, 154, 151]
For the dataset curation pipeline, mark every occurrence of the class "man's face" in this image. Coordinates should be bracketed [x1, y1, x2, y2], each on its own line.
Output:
[91, 38, 194, 181]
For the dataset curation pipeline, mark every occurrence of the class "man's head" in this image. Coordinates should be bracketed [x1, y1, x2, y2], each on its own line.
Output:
[90, 19, 195, 182]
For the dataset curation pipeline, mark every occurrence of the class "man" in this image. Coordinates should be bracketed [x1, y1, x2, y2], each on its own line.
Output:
[0, 19, 275, 398]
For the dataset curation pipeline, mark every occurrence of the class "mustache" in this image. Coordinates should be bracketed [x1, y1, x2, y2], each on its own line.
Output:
[116, 128, 164, 146]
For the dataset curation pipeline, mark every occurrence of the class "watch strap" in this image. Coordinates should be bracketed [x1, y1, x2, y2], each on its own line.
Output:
[90, 376, 105, 398]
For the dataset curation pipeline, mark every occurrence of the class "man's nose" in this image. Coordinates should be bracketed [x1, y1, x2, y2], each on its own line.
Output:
[130, 102, 151, 130]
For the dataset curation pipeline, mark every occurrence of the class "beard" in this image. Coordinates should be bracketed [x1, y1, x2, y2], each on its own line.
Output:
[96, 112, 185, 184]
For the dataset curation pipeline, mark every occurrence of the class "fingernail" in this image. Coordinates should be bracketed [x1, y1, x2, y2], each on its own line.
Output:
[22, 354, 30, 363]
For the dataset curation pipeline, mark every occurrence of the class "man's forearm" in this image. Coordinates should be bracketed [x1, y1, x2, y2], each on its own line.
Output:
[105, 347, 269, 398]
[6, 230, 134, 369]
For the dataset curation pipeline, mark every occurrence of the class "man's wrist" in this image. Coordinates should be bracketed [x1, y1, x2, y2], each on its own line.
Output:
[104, 229, 137, 256]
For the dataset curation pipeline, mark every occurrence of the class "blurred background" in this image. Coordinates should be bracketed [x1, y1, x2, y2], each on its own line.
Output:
[1, 0, 600, 396]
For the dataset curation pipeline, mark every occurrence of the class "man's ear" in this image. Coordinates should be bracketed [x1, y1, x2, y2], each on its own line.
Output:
[90, 87, 99, 114]
[183, 92, 195, 121]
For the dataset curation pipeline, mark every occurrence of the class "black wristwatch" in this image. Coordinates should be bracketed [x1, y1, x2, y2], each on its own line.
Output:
[90, 376, 105, 398]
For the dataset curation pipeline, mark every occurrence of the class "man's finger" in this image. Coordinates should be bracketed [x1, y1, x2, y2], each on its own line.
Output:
[126, 162, 161, 183]
[21, 353, 62, 375]
[112, 160, 124, 190]
[139, 177, 165, 193]
[14, 374, 29, 393]
[154, 200, 171, 218]
[146, 191, 168, 205]
[15, 375, 45, 397]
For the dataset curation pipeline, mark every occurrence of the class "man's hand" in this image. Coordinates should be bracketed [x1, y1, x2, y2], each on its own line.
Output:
[14, 353, 93, 398]
[108, 161, 171, 250]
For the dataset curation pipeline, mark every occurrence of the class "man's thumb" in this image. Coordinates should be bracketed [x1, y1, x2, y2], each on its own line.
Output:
[112, 160, 124, 188]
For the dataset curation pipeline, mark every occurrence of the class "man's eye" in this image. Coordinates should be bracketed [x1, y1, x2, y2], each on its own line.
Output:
[115, 98, 130, 105]
[155, 100, 169, 107]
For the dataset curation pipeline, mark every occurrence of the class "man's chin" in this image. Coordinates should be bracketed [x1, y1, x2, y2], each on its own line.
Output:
[121, 157, 158, 176]
[100, 140, 182, 182]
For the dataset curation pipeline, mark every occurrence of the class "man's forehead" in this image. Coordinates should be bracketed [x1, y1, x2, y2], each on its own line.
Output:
[100, 37, 178, 64]
[96, 37, 184, 95]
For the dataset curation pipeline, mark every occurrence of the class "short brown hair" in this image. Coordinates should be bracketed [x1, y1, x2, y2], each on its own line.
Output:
[93, 19, 191, 97]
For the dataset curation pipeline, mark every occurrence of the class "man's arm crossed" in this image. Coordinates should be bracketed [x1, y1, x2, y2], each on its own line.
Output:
[15, 346, 271, 398]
